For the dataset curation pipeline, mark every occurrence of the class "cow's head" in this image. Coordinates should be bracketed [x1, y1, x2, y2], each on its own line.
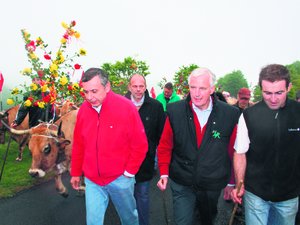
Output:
[27, 122, 71, 178]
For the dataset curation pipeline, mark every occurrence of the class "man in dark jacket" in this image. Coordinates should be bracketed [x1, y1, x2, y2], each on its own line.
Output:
[126, 74, 165, 225]
[232, 64, 300, 225]
[157, 68, 239, 225]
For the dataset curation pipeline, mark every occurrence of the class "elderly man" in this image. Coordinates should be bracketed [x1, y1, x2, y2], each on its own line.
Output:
[232, 64, 300, 225]
[125, 74, 165, 225]
[70, 68, 148, 225]
[157, 68, 239, 225]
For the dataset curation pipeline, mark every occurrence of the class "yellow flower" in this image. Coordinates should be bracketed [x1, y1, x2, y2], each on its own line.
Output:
[29, 53, 38, 60]
[60, 38, 67, 44]
[74, 32, 80, 39]
[79, 48, 87, 56]
[50, 63, 58, 72]
[11, 88, 19, 95]
[37, 101, 45, 109]
[24, 99, 32, 107]
[41, 84, 48, 92]
[60, 76, 68, 86]
[30, 83, 38, 91]
[72, 83, 79, 89]
[7, 98, 14, 105]
[61, 22, 68, 29]
[22, 68, 32, 75]
[51, 72, 58, 78]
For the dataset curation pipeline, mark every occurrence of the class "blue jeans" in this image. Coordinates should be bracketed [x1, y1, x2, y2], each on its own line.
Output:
[244, 190, 298, 225]
[85, 176, 138, 225]
[134, 181, 150, 225]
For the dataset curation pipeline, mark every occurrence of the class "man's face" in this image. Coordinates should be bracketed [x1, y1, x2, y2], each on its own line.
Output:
[82, 76, 110, 107]
[238, 96, 250, 109]
[128, 75, 146, 102]
[164, 88, 173, 99]
[189, 74, 215, 110]
[261, 80, 291, 110]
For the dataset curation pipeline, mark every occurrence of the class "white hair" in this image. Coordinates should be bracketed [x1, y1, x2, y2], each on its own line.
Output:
[188, 68, 216, 87]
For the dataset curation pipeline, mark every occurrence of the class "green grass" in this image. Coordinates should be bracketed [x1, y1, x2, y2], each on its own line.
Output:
[0, 135, 53, 198]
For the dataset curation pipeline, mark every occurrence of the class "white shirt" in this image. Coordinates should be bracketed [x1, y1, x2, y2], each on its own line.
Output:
[192, 97, 213, 129]
[234, 114, 250, 154]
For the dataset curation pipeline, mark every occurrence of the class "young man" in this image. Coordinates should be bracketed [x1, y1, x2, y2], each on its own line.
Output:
[125, 74, 165, 225]
[232, 64, 300, 225]
[70, 68, 148, 225]
[157, 68, 239, 225]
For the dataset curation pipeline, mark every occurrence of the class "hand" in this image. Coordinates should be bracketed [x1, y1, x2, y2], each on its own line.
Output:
[10, 122, 17, 128]
[70, 176, 81, 190]
[157, 177, 168, 191]
[231, 184, 245, 204]
[223, 185, 234, 201]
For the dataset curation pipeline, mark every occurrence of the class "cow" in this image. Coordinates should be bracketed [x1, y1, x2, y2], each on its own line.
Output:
[0, 105, 30, 161]
[8, 109, 79, 197]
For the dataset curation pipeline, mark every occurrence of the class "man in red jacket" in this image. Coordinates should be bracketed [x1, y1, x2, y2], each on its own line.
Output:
[70, 68, 148, 225]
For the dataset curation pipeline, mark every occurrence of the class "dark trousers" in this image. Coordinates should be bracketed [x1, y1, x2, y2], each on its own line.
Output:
[170, 179, 221, 225]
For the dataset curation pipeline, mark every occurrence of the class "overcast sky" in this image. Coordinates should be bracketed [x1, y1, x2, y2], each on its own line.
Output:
[1, 0, 300, 94]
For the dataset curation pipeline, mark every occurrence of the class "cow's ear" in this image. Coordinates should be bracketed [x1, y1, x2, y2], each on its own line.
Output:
[57, 140, 71, 149]
[57, 121, 64, 137]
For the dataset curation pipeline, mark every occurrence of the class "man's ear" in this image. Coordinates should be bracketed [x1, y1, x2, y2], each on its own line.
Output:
[287, 82, 292, 92]
[105, 81, 111, 93]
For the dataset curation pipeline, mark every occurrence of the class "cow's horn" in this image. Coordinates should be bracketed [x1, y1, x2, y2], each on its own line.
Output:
[10, 128, 32, 135]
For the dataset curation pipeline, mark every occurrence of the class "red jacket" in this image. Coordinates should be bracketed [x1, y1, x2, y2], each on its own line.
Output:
[71, 91, 148, 186]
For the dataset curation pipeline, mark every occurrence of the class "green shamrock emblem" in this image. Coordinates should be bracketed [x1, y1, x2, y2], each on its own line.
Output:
[212, 130, 220, 139]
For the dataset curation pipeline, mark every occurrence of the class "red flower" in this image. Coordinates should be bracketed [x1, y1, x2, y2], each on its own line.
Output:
[71, 21, 76, 27]
[26, 41, 36, 52]
[33, 101, 39, 107]
[42, 95, 51, 103]
[28, 96, 34, 102]
[44, 54, 51, 60]
[67, 85, 73, 91]
[63, 33, 69, 40]
[37, 70, 44, 78]
[74, 64, 81, 70]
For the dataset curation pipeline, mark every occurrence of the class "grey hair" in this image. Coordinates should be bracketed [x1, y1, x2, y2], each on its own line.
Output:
[188, 68, 216, 87]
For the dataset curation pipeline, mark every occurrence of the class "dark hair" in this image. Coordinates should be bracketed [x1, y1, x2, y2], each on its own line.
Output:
[164, 82, 173, 90]
[259, 64, 290, 89]
[215, 92, 227, 103]
[81, 68, 109, 86]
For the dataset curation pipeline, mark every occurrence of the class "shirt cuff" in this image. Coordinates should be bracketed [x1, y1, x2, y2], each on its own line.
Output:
[124, 171, 135, 177]
[227, 184, 235, 187]
[160, 175, 169, 178]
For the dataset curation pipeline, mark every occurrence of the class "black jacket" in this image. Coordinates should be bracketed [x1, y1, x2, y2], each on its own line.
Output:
[244, 99, 300, 202]
[167, 94, 239, 190]
[125, 90, 166, 182]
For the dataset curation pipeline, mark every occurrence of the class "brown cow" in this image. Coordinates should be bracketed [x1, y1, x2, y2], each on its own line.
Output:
[9, 109, 78, 197]
[0, 105, 29, 161]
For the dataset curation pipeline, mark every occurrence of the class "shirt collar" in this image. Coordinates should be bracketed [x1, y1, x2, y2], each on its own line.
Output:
[131, 94, 145, 107]
[192, 97, 213, 112]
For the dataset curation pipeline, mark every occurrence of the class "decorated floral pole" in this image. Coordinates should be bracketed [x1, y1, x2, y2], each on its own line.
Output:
[7, 20, 86, 111]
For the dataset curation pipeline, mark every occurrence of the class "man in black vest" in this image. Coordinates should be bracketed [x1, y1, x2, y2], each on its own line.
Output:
[157, 68, 239, 225]
[232, 64, 300, 225]
[125, 74, 165, 225]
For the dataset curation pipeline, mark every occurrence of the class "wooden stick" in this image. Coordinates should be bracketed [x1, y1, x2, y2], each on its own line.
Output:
[228, 180, 244, 225]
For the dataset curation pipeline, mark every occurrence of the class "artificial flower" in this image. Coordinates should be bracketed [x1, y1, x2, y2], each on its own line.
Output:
[30, 83, 38, 91]
[7, 98, 14, 105]
[41, 84, 48, 92]
[74, 64, 81, 69]
[60, 76, 68, 86]
[50, 63, 58, 72]
[79, 48, 86, 56]
[44, 54, 51, 60]
[22, 68, 32, 75]
[37, 101, 45, 109]
[74, 32, 80, 39]
[61, 22, 68, 29]
[60, 38, 67, 44]
[29, 53, 38, 60]
[11, 88, 19, 95]
[24, 99, 32, 107]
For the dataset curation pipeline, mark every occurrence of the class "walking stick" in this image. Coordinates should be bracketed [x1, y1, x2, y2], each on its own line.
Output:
[0, 134, 12, 183]
[228, 180, 244, 225]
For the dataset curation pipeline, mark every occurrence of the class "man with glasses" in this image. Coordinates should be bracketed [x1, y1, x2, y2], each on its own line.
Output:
[231, 64, 300, 225]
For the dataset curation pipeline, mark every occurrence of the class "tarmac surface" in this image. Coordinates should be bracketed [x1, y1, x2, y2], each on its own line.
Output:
[0, 173, 244, 225]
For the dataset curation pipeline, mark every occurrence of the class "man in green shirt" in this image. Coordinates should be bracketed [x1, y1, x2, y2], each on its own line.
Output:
[156, 82, 180, 111]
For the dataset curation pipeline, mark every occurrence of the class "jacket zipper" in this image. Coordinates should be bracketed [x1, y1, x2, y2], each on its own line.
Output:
[96, 112, 101, 176]
[272, 110, 280, 195]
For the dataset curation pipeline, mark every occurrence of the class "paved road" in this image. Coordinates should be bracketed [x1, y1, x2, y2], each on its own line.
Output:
[0, 173, 243, 225]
